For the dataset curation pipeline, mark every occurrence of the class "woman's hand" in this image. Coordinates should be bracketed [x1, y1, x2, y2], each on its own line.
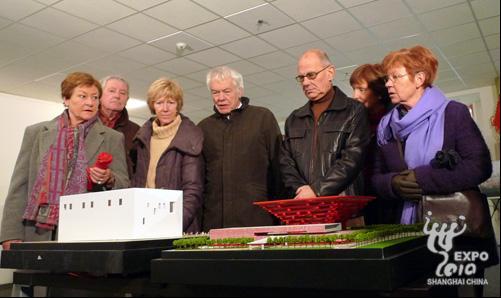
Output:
[2, 239, 22, 251]
[391, 170, 423, 200]
[88, 167, 114, 187]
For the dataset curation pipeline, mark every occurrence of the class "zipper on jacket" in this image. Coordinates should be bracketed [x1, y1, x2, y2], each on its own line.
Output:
[309, 118, 319, 180]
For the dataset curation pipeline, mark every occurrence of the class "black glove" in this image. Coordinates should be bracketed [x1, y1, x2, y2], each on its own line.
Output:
[391, 170, 423, 200]
[430, 149, 461, 170]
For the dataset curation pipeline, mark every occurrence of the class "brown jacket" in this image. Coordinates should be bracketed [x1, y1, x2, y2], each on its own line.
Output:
[112, 108, 140, 179]
[198, 97, 283, 231]
[131, 115, 204, 233]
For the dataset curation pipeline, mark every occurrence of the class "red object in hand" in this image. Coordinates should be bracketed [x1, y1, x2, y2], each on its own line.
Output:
[87, 152, 113, 190]
[94, 152, 113, 169]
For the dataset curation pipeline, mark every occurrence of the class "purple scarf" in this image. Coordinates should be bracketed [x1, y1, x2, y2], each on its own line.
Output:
[23, 111, 97, 231]
[377, 86, 450, 224]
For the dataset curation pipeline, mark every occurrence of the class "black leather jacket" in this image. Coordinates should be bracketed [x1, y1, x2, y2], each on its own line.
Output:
[280, 87, 370, 197]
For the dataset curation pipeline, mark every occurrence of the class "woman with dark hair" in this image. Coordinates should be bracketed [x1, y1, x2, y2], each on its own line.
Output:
[0, 72, 129, 250]
[350, 64, 391, 133]
[350, 64, 393, 224]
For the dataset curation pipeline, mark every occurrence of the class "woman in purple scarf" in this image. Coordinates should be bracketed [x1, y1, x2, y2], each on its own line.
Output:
[372, 46, 492, 224]
[0, 72, 129, 250]
[372, 46, 497, 295]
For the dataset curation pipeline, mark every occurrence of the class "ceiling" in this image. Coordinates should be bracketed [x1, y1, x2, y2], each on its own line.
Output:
[0, 0, 499, 125]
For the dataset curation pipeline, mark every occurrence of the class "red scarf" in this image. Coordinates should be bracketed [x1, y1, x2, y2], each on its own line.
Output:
[23, 111, 97, 230]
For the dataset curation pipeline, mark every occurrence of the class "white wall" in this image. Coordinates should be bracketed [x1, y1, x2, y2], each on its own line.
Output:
[129, 115, 148, 127]
[0, 92, 62, 284]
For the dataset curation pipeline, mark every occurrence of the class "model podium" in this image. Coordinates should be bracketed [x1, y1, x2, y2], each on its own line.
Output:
[58, 188, 183, 241]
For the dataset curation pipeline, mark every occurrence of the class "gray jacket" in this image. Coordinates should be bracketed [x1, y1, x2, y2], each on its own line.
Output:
[0, 117, 129, 243]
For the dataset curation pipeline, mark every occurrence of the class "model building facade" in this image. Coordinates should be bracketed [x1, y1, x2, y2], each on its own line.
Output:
[58, 188, 183, 241]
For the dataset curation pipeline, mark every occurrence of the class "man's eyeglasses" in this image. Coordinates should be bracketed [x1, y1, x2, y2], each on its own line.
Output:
[383, 73, 408, 83]
[295, 65, 331, 83]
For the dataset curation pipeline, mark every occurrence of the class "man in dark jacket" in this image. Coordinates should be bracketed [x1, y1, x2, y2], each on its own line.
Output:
[198, 66, 283, 231]
[99, 75, 140, 178]
[280, 49, 370, 198]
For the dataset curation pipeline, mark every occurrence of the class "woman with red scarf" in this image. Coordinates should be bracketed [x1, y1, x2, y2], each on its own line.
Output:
[0, 72, 129, 250]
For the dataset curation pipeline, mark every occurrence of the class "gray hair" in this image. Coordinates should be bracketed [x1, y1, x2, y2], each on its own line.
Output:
[206, 66, 244, 91]
[100, 75, 130, 95]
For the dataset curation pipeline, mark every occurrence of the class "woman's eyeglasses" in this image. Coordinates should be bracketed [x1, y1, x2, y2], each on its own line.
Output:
[383, 73, 408, 83]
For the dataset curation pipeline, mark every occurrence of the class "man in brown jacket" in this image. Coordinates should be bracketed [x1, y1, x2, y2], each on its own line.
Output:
[198, 66, 283, 231]
[99, 75, 140, 178]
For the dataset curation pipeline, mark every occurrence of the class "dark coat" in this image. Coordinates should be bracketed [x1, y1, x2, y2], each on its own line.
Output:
[372, 101, 492, 204]
[280, 86, 370, 197]
[362, 105, 397, 225]
[198, 97, 283, 231]
[371, 100, 497, 267]
[131, 115, 204, 233]
[112, 108, 140, 179]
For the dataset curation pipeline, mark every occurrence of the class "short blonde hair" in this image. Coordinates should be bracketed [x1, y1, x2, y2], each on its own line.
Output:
[147, 78, 183, 114]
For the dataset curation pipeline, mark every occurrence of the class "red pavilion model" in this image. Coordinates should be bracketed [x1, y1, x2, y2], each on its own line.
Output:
[254, 196, 375, 226]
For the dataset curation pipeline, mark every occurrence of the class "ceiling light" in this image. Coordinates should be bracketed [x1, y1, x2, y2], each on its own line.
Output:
[147, 31, 182, 44]
[223, 3, 269, 18]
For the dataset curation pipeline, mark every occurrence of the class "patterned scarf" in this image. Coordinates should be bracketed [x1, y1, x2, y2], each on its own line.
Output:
[377, 86, 450, 224]
[23, 111, 98, 230]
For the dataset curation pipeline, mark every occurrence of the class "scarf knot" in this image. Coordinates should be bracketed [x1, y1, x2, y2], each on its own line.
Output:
[376, 86, 451, 224]
[377, 86, 450, 168]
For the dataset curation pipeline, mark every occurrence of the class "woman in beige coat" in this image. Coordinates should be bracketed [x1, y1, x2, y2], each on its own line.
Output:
[0, 72, 129, 249]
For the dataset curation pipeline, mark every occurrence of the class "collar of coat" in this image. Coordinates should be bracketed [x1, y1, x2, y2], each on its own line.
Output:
[294, 86, 350, 118]
[113, 108, 132, 128]
[212, 96, 250, 118]
[40, 115, 109, 164]
[134, 114, 202, 156]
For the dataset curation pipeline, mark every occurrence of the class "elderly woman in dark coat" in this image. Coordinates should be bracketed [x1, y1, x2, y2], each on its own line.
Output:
[0, 72, 129, 250]
[372, 46, 492, 223]
[372, 46, 497, 294]
[131, 78, 204, 233]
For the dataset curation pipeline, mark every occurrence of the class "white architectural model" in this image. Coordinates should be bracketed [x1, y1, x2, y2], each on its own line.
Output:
[58, 188, 183, 242]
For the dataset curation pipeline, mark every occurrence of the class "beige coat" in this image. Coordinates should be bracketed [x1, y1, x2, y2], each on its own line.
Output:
[0, 117, 129, 243]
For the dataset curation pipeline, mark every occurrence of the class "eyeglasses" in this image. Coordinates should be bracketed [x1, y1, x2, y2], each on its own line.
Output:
[383, 73, 408, 83]
[295, 65, 331, 83]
